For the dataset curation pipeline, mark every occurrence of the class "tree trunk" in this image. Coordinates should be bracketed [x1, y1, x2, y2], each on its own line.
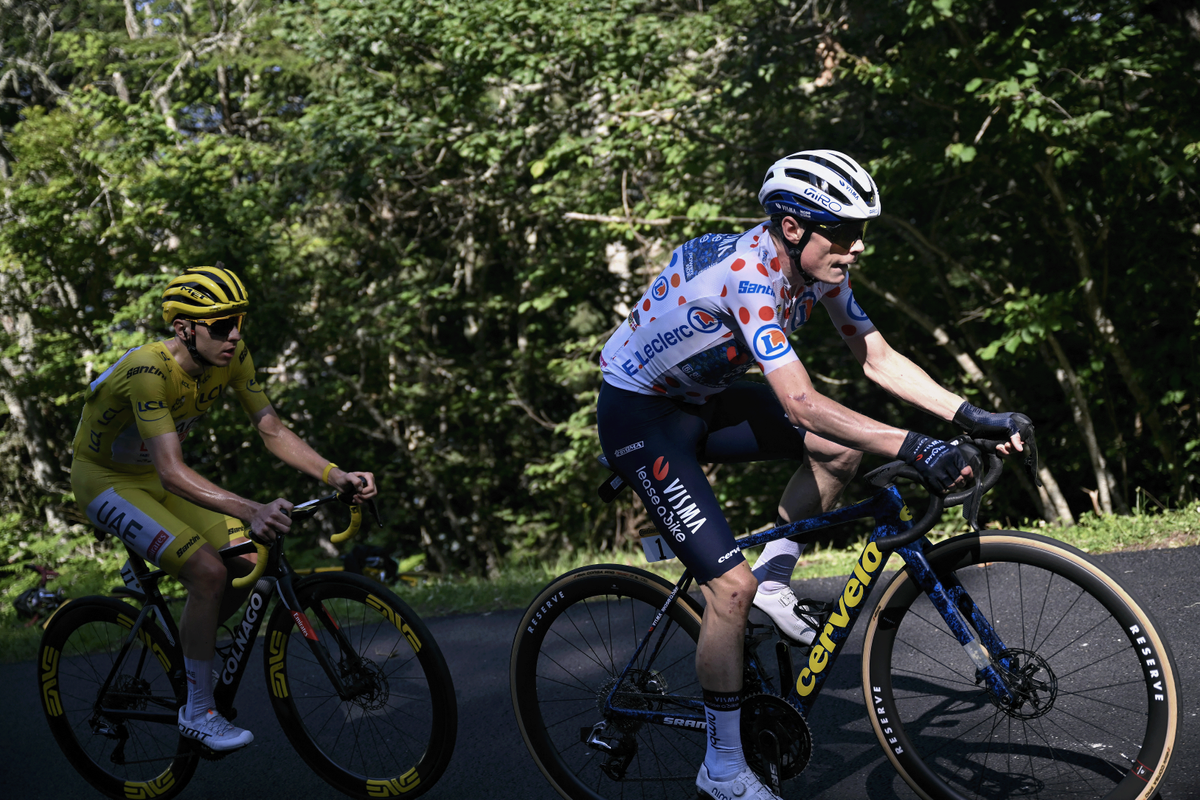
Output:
[1039, 335, 1129, 515]
[1035, 161, 1183, 501]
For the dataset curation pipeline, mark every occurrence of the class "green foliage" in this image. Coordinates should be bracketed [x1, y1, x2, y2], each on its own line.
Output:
[1, 0, 1196, 585]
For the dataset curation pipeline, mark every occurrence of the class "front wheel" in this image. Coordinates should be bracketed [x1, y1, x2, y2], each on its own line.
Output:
[510, 565, 705, 800]
[38, 596, 197, 800]
[863, 531, 1179, 800]
[264, 572, 457, 799]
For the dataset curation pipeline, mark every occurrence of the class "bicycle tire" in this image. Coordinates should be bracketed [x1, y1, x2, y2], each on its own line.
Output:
[38, 596, 197, 800]
[510, 565, 706, 800]
[862, 531, 1179, 800]
[263, 572, 456, 799]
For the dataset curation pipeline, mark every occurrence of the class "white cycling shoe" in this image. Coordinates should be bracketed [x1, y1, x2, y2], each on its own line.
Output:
[178, 707, 254, 751]
[751, 585, 820, 645]
[696, 763, 782, 800]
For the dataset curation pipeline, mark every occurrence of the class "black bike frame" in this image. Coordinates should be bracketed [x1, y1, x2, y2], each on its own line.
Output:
[96, 523, 367, 727]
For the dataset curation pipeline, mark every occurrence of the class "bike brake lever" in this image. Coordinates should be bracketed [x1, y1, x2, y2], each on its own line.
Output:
[365, 498, 383, 528]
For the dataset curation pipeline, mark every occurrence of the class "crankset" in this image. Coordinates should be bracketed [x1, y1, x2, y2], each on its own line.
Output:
[741, 693, 812, 790]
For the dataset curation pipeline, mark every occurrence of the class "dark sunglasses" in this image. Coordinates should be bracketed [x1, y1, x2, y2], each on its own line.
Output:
[810, 220, 867, 249]
[197, 314, 246, 339]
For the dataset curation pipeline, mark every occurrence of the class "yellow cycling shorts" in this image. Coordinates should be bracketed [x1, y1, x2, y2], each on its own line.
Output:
[71, 460, 247, 576]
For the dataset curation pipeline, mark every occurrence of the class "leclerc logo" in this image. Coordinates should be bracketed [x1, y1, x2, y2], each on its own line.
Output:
[653, 457, 670, 481]
[753, 324, 791, 361]
[686, 307, 723, 334]
[651, 276, 669, 301]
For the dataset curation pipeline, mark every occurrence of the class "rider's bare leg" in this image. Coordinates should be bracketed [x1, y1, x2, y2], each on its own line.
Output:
[176, 544, 227, 719]
[752, 434, 861, 591]
[696, 562, 757, 781]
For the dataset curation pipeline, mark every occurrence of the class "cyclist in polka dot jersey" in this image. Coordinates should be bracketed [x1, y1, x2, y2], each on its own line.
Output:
[597, 150, 1033, 800]
[599, 224, 871, 403]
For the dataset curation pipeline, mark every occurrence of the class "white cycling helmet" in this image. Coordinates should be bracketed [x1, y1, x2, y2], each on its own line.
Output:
[759, 149, 881, 223]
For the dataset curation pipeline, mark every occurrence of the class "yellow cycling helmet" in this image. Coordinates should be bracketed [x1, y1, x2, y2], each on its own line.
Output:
[161, 266, 250, 325]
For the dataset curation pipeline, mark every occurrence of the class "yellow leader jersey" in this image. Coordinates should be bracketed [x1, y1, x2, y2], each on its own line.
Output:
[72, 340, 271, 473]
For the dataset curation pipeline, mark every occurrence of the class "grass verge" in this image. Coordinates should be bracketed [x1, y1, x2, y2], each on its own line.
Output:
[4, 505, 1197, 664]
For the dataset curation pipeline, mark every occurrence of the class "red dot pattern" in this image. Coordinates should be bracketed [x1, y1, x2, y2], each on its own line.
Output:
[826, 287, 842, 298]
[643, 299, 651, 311]
[670, 274, 680, 287]
[756, 263, 768, 277]
[731, 259, 746, 271]
[842, 324, 858, 336]
[758, 306, 774, 321]
[739, 308, 750, 324]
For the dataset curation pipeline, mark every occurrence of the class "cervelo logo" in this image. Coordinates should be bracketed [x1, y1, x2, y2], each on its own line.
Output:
[797, 541, 885, 696]
[635, 458, 707, 542]
[651, 276, 670, 301]
[737, 281, 773, 296]
[619, 309, 724, 377]
[752, 324, 790, 361]
[803, 186, 843, 213]
[718, 546, 741, 564]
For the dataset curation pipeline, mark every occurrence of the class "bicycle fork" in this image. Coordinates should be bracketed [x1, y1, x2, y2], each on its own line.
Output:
[895, 542, 1019, 707]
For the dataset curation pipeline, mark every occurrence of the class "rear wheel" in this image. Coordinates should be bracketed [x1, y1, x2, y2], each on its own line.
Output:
[510, 565, 705, 800]
[264, 572, 456, 799]
[863, 532, 1179, 800]
[39, 596, 196, 800]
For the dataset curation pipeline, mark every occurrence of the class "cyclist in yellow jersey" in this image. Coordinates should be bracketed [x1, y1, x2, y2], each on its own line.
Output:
[70, 265, 377, 752]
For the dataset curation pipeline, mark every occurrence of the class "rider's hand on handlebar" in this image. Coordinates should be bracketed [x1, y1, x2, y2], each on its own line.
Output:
[249, 498, 293, 544]
[328, 469, 378, 505]
[953, 402, 1033, 456]
[897, 433, 973, 494]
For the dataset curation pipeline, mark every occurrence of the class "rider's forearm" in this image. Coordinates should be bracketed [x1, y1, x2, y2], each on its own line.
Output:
[257, 421, 337, 483]
[862, 349, 964, 421]
[778, 387, 908, 459]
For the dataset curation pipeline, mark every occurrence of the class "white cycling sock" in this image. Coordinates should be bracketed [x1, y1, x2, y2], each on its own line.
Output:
[702, 692, 746, 782]
[751, 537, 806, 593]
[184, 656, 216, 721]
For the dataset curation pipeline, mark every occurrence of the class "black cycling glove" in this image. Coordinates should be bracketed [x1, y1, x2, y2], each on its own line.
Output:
[953, 401, 1042, 486]
[897, 432, 969, 493]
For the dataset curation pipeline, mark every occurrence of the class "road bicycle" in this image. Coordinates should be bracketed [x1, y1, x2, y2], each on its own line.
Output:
[509, 438, 1179, 800]
[38, 492, 457, 800]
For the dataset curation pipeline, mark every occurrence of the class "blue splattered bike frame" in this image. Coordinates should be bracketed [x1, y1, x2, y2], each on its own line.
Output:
[510, 438, 1180, 800]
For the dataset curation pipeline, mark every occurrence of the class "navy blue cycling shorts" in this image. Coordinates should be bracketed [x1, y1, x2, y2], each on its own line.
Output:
[596, 380, 807, 584]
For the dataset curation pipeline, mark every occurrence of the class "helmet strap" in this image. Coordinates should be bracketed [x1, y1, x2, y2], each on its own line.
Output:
[180, 321, 214, 370]
[770, 216, 819, 286]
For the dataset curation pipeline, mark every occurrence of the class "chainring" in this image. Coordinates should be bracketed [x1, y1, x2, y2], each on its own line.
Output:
[741, 693, 812, 783]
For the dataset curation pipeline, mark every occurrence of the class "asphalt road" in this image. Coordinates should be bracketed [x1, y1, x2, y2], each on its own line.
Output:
[4, 546, 1197, 800]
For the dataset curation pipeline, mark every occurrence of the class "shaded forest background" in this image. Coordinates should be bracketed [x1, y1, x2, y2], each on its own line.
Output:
[2, 0, 1198, 579]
